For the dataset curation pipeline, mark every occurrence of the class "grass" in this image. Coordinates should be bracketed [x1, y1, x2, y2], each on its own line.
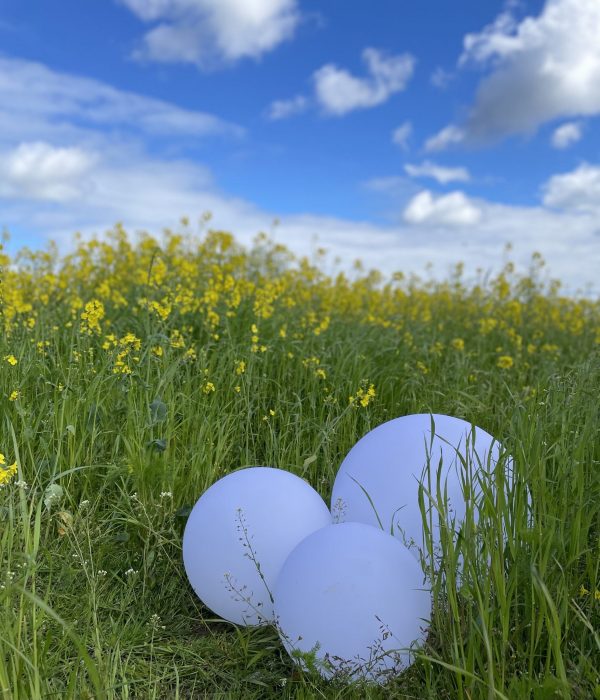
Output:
[0, 222, 599, 698]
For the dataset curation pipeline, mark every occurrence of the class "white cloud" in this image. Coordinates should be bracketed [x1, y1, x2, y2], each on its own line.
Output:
[0, 142, 98, 202]
[0, 56, 244, 143]
[403, 190, 482, 226]
[118, 0, 300, 68]
[551, 121, 583, 149]
[404, 160, 470, 185]
[313, 48, 415, 116]
[458, 0, 600, 140]
[267, 95, 308, 120]
[392, 121, 412, 150]
[430, 67, 454, 89]
[542, 162, 600, 212]
[424, 125, 465, 152]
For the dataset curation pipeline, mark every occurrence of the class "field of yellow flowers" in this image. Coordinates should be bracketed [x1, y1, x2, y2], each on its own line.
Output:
[1, 221, 599, 699]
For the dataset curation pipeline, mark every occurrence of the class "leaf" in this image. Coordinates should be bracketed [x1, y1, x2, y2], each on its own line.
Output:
[65, 425, 76, 436]
[148, 438, 167, 452]
[149, 398, 167, 424]
[175, 505, 193, 518]
[113, 531, 130, 543]
[44, 483, 64, 511]
[302, 454, 317, 473]
[57, 510, 73, 528]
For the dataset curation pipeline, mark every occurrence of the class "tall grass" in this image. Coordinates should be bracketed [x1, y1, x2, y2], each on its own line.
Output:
[0, 223, 598, 698]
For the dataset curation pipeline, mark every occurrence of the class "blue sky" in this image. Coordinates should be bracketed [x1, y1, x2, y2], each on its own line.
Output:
[0, 0, 599, 293]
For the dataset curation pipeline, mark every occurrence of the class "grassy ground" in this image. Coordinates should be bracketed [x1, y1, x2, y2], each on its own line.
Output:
[0, 223, 599, 699]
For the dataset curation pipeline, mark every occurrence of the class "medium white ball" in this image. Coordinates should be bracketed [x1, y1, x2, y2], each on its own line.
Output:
[183, 467, 331, 625]
[274, 522, 431, 683]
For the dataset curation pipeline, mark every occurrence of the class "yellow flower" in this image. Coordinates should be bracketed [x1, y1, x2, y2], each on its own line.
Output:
[0, 461, 17, 487]
[349, 383, 376, 408]
[235, 360, 246, 375]
[579, 585, 589, 598]
[0, 453, 5, 465]
[416, 361, 429, 375]
[9, 390, 20, 401]
[202, 381, 215, 394]
[595, 589, 600, 601]
[4, 354, 17, 366]
[79, 299, 105, 334]
[451, 338, 465, 351]
[497, 355, 514, 369]
[315, 368, 327, 380]
[234, 385, 241, 393]
[151, 346, 164, 357]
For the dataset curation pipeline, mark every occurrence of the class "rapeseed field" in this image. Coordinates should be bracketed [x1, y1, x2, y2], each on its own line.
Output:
[0, 222, 598, 699]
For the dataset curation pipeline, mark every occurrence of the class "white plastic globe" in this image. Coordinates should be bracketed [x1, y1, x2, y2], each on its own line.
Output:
[183, 467, 331, 625]
[274, 522, 430, 683]
[330, 413, 511, 559]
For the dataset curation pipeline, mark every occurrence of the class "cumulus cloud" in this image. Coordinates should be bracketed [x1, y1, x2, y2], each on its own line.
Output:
[0, 56, 244, 144]
[392, 121, 412, 150]
[551, 121, 583, 149]
[424, 125, 465, 152]
[313, 48, 415, 116]
[457, 0, 600, 140]
[267, 95, 309, 120]
[403, 190, 482, 226]
[404, 160, 470, 185]
[0, 142, 98, 202]
[542, 162, 600, 213]
[117, 0, 301, 68]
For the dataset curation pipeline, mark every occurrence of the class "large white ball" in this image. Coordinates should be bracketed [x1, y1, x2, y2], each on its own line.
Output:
[274, 522, 430, 683]
[331, 413, 510, 558]
[183, 467, 331, 625]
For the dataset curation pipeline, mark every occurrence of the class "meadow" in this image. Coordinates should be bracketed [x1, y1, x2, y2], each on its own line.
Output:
[0, 220, 599, 699]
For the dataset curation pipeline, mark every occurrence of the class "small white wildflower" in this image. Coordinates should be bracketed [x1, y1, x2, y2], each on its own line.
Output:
[15, 480, 28, 490]
[79, 499, 90, 509]
[125, 568, 138, 576]
[97, 570, 107, 577]
[159, 491, 172, 499]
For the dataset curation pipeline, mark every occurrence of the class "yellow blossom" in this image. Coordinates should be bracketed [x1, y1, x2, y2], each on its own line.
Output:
[79, 299, 105, 334]
[235, 360, 246, 375]
[9, 390, 20, 401]
[497, 355, 514, 369]
[451, 338, 465, 351]
[4, 354, 17, 366]
[0, 461, 17, 487]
